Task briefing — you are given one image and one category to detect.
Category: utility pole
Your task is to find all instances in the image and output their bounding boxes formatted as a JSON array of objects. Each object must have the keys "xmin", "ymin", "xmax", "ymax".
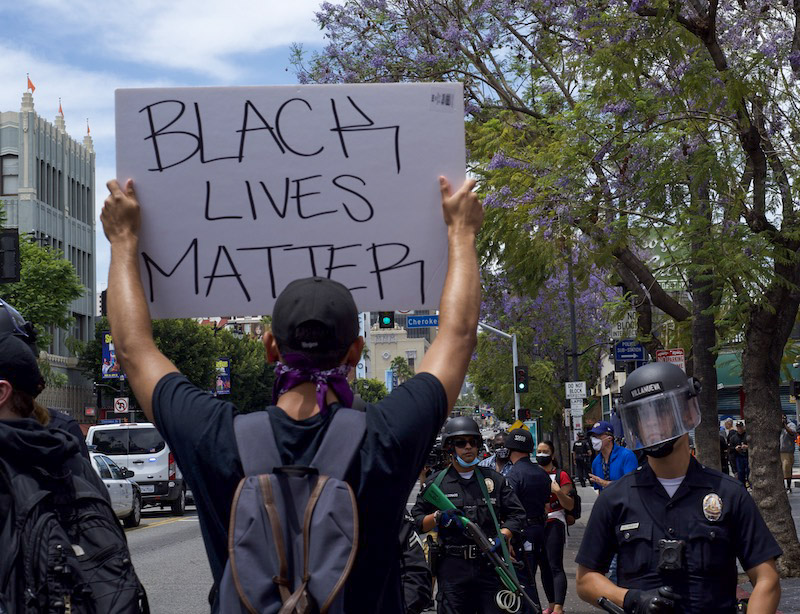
[{"xmin": 478, "ymin": 322, "xmax": 520, "ymax": 416}]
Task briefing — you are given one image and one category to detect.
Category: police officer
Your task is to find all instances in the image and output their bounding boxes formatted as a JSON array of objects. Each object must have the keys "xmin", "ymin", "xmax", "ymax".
[
  {"xmin": 572, "ymin": 432, "xmax": 591, "ymax": 487},
  {"xmin": 576, "ymin": 362, "xmax": 782, "ymax": 613},
  {"xmin": 411, "ymin": 416, "xmax": 526, "ymax": 614},
  {"xmin": 400, "ymin": 512, "xmax": 433, "ymax": 614},
  {"xmin": 505, "ymin": 429, "xmax": 552, "ymax": 613}
]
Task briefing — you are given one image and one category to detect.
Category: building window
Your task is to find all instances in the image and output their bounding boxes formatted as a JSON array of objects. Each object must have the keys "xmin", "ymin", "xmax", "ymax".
[{"xmin": 0, "ymin": 155, "xmax": 19, "ymax": 195}]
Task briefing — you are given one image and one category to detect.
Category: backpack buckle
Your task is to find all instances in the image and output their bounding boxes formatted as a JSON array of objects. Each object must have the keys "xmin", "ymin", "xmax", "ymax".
[{"xmin": 465, "ymin": 544, "xmax": 478, "ymax": 559}]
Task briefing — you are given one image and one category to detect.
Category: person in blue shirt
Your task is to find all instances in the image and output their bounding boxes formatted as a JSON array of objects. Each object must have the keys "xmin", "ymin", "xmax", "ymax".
[{"xmin": 588, "ymin": 420, "xmax": 638, "ymax": 490}]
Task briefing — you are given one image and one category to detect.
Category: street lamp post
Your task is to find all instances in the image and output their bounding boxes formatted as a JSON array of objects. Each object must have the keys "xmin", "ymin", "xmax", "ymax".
[{"xmin": 478, "ymin": 322, "xmax": 520, "ymax": 416}]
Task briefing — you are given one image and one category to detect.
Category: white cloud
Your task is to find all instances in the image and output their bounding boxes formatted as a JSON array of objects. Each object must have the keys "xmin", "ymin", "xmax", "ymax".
[
  {"xmin": 0, "ymin": 0, "xmax": 331, "ymax": 289},
  {"xmin": 20, "ymin": 0, "xmax": 325, "ymax": 80}
]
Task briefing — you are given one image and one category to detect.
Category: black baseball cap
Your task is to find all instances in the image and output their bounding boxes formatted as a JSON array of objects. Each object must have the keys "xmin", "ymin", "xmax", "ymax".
[
  {"xmin": 0, "ymin": 333, "xmax": 42, "ymax": 396},
  {"xmin": 271, "ymin": 277, "xmax": 359, "ymax": 355}
]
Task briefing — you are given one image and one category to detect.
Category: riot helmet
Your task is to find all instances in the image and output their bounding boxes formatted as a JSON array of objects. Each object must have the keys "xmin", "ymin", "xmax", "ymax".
[
  {"xmin": 505, "ymin": 428, "xmax": 534, "ymax": 453},
  {"xmin": 441, "ymin": 416, "xmax": 482, "ymax": 449},
  {"xmin": 0, "ymin": 298, "xmax": 39, "ymax": 357},
  {"xmin": 0, "ymin": 298, "xmax": 44, "ymax": 398},
  {"xmin": 619, "ymin": 361, "xmax": 701, "ymax": 452}
]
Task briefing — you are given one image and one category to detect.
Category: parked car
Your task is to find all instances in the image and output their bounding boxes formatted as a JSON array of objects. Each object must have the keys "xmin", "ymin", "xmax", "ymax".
[
  {"xmin": 89, "ymin": 451, "xmax": 142, "ymax": 528},
  {"xmin": 86, "ymin": 423, "xmax": 187, "ymax": 515}
]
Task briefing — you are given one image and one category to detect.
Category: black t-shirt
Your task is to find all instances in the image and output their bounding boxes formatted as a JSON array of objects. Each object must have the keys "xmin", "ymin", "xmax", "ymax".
[{"xmin": 153, "ymin": 371, "xmax": 448, "ymax": 613}]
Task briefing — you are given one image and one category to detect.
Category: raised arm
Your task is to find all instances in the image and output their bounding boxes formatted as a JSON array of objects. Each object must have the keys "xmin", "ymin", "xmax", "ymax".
[
  {"xmin": 418, "ymin": 177, "xmax": 483, "ymax": 411},
  {"xmin": 102, "ymin": 179, "xmax": 178, "ymax": 422}
]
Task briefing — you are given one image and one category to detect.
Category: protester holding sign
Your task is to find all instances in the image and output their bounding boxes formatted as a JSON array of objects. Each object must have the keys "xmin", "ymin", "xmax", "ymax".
[{"xmin": 101, "ymin": 172, "xmax": 483, "ymax": 613}]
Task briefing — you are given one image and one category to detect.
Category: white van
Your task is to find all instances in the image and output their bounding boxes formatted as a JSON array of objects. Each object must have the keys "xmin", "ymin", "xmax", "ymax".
[{"xmin": 86, "ymin": 423, "xmax": 186, "ymax": 515}]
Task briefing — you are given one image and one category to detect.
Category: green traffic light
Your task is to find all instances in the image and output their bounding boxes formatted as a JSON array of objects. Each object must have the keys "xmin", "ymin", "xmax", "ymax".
[{"xmin": 382, "ymin": 317, "xmax": 390, "ymax": 324}]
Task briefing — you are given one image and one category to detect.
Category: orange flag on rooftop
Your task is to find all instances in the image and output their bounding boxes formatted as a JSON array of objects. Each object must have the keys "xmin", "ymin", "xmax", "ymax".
[
  {"xmin": 27, "ymin": 75, "xmax": 35, "ymax": 93},
  {"xmin": 59, "ymin": 99, "xmax": 63, "ymax": 116}
]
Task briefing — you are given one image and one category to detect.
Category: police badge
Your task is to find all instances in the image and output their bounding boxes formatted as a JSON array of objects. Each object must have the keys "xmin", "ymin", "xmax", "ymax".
[
  {"xmin": 484, "ymin": 477, "xmax": 495, "ymax": 493},
  {"xmin": 703, "ymin": 493, "xmax": 723, "ymax": 522}
]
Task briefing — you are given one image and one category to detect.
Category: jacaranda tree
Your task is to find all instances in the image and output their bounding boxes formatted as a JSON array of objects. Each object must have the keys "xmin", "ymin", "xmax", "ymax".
[{"xmin": 296, "ymin": 0, "xmax": 800, "ymax": 571}]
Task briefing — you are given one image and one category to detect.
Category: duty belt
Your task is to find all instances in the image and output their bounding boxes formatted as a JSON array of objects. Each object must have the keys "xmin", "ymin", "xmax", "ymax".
[{"xmin": 444, "ymin": 544, "xmax": 480, "ymax": 559}]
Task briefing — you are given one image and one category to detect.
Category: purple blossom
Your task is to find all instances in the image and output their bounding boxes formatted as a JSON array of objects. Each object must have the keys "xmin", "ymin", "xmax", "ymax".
[
  {"xmin": 488, "ymin": 152, "xmax": 529, "ymax": 170},
  {"xmin": 602, "ymin": 100, "xmax": 632, "ymax": 115},
  {"xmin": 789, "ymin": 51, "xmax": 800, "ymax": 72}
]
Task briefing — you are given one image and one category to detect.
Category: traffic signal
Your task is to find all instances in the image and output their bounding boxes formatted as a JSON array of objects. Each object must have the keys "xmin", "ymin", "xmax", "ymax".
[
  {"xmin": 100, "ymin": 289, "xmax": 108, "ymax": 317},
  {"xmin": 515, "ymin": 365, "xmax": 529, "ymax": 393},
  {"xmin": 517, "ymin": 407, "xmax": 531, "ymax": 422},
  {"xmin": 791, "ymin": 381, "xmax": 799, "ymax": 398},
  {"xmin": 0, "ymin": 229, "xmax": 20, "ymax": 284},
  {"xmin": 378, "ymin": 311, "xmax": 395, "ymax": 329},
  {"xmin": 474, "ymin": 405, "xmax": 480, "ymax": 414}
]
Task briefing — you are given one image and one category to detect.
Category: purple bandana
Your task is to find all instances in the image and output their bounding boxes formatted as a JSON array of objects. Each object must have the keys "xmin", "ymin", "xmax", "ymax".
[{"xmin": 272, "ymin": 353, "xmax": 354, "ymax": 416}]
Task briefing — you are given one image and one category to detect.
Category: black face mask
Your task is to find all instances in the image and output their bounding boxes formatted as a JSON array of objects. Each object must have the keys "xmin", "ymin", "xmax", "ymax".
[
  {"xmin": 643, "ymin": 438, "xmax": 678, "ymax": 458},
  {"xmin": 536, "ymin": 454, "xmax": 552, "ymax": 466}
]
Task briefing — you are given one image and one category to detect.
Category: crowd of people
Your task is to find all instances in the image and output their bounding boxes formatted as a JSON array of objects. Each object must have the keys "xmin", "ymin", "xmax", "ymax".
[{"xmin": 0, "ymin": 173, "xmax": 787, "ymax": 613}]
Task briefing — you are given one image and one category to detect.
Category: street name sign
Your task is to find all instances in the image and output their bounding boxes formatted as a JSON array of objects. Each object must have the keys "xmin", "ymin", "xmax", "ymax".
[
  {"xmin": 115, "ymin": 83, "xmax": 466, "ymax": 318},
  {"xmin": 406, "ymin": 315, "xmax": 439, "ymax": 328},
  {"xmin": 565, "ymin": 381, "xmax": 586, "ymax": 399}
]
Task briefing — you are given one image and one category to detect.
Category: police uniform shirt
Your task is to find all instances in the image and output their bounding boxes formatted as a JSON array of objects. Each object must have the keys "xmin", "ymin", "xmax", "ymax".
[
  {"xmin": 505, "ymin": 457, "xmax": 552, "ymax": 523},
  {"xmin": 576, "ymin": 457, "xmax": 782, "ymax": 613},
  {"xmin": 411, "ymin": 465, "xmax": 526, "ymax": 546}
]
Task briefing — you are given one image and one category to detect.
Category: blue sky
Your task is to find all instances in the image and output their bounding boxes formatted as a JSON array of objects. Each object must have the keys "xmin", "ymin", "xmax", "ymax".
[{"xmin": 0, "ymin": 0, "xmax": 326, "ymax": 290}]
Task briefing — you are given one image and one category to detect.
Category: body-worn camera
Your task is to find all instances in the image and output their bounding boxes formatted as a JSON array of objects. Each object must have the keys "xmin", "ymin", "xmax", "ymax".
[{"xmin": 657, "ymin": 539, "xmax": 685, "ymax": 571}]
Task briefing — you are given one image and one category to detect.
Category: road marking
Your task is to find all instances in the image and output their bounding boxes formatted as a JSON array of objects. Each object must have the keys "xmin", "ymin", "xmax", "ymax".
[
  {"xmin": 141, "ymin": 517, "xmax": 184, "ymax": 530},
  {"xmin": 179, "ymin": 517, "xmax": 199, "ymax": 522}
]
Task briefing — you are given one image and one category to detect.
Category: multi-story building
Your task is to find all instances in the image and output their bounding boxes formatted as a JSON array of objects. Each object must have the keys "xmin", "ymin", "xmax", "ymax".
[{"xmin": 1, "ymin": 91, "xmax": 96, "ymax": 415}]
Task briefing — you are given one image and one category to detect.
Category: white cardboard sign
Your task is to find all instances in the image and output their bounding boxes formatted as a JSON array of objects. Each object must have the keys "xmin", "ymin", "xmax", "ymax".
[{"xmin": 115, "ymin": 83, "xmax": 466, "ymax": 318}]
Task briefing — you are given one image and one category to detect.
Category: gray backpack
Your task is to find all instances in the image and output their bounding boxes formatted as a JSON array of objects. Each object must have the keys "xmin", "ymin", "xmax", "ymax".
[{"xmin": 218, "ymin": 408, "xmax": 366, "ymax": 614}]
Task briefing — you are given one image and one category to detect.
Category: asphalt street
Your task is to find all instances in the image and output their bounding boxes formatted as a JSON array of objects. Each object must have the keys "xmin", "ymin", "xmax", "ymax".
[
  {"xmin": 125, "ymin": 506, "xmax": 213, "ymax": 613},
  {"xmin": 125, "ymin": 482, "xmax": 800, "ymax": 613}
]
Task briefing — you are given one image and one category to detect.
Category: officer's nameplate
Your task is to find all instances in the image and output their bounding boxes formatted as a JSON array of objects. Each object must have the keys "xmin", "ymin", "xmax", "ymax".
[{"xmin": 620, "ymin": 522, "xmax": 640, "ymax": 531}]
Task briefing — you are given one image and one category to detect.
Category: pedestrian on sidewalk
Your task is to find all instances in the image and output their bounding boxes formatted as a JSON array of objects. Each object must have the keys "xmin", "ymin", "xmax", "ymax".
[
  {"xmin": 729, "ymin": 421, "xmax": 750, "ymax": 488},
  {"xmin": 535, "ymin": 440, "xmax": 574, "ymax": 614},
  {"xmin": 576, "ymin": 362, "xmax": 781, "ymax": 614},
  {"xmin": 780, "ymin": 414, "xmax": 796, "ymax": 492},
  {"xmin": 101, "ymin": 175, "xmax": 484, "ymax": 614}
]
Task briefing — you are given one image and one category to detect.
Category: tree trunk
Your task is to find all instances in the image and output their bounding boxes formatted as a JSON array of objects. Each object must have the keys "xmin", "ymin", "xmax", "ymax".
[
  {"xmin": 742, "ymin": 293, "xmax": 800, "ymax": 575},
  {"xmin": 551, "ymin": 416, "xmax": 572, "ymax": 478},
  {"xmin": 689, "ymin": 173, "xmax": 721, "ymax": 469}
]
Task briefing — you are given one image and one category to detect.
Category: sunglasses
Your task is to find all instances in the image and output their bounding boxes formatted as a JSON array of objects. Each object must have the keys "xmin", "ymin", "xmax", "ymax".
[{"xmin": 452, "ymin": 438, "xmax": 479, "ymax": 448}]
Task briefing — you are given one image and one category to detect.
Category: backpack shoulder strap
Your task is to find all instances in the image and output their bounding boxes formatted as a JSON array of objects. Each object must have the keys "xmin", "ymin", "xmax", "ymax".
[
  {"xmin": 311, "ymin": 408, "xmax": 366, "ymax": 481},
  {"xmin": 233, "ymin": 412, "xmax": 283, "ymax": 476}
]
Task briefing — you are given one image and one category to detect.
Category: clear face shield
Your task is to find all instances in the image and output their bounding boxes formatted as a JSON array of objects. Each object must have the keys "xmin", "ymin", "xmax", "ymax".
[{"xmin": 619, "ymin": 389, "xmax": 701, "ymax": 450}]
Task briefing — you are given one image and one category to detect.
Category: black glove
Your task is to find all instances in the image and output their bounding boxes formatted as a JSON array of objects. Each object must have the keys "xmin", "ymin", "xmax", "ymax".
[{"xmin": 623, "ymin": 587, "xmax": 680, "ymax": 614}]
